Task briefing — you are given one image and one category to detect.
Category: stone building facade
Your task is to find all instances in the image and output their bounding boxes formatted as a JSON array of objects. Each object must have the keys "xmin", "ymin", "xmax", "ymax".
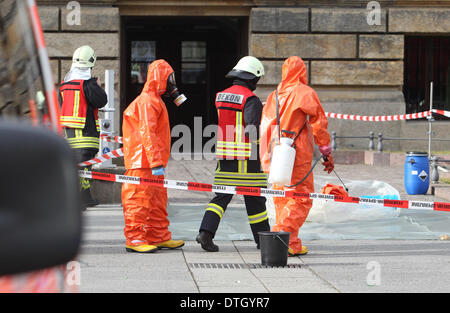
[{"xmin": 37, "ymin": 0, "xmax": 450, "ymax": 152}]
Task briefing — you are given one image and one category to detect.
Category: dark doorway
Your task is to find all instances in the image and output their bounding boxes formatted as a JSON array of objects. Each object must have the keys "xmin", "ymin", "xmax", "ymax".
[
  {"xmin": 121, "ymin": 16, "xmax": 249, "ymax": 148},
  {"xmin": 404, "ymin": 36, "xmax": 450, "ymax": 120}
]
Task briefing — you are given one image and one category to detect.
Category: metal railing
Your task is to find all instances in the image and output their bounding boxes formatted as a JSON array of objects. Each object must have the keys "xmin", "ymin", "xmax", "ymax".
[
  {"xmin": 332, "ymin": 131, "xmax": 450, "ymax": 184},
  {"xmin": 431, "ymin": 156, "xmax": 450, "ymax": 183},
  {"xmin": 331, "ymin": 131, "xmax": 450, "ymax": 152},
  {"xmin": 331, "ymin": 131, "xmax": 376, "ymax": 151}
]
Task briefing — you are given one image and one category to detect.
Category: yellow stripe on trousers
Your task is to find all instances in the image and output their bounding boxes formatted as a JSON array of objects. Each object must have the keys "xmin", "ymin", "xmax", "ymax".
[{"xmin": 206, "ymin": 203, "xmax": 225, "ymax": 219}]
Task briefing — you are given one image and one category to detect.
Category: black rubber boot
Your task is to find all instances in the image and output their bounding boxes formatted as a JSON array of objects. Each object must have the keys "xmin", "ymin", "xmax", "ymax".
[{"xmin": 196, "ymin": 230, "xmax": 219, "ymax": 252}]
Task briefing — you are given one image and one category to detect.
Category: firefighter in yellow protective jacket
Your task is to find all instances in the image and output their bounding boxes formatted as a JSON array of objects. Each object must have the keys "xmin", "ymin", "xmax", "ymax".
[
  {"xmin": 59, "ymin": 45, "xmax": 107, "ymax": 209},
  {"xmin": 196, "ymin": 56, "xmax": 270, "ymax": 252}
]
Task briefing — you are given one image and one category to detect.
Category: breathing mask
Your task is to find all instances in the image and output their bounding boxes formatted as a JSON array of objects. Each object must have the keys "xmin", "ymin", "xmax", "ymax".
[{"xmin": 163, "ymin": 72, "xmax": 187, "ymax": 106}]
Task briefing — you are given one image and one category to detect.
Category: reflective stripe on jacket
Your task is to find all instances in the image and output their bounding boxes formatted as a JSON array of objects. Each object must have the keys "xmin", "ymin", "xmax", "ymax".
[
  {"xmin": 60, "ymin": 80, "xmax": 100, "ymax": 132},
  {"xmin": 64, "ymin": 128, "xmax": 100, "ymax": 150},
  {"xmin": 214, "ymin": 159, "xmax": 267, "ymax": 187},
  {"xmin": 215, "ymin": 85, "xmax": 254, "ymax": 160}
]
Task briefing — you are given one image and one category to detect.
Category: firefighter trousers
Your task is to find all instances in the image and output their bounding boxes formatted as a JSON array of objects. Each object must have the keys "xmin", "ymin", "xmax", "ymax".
[
  {"xmin": 199, "ymin": 192, "xmax": 270, "ymax": 244},
  {"xmin": 74, "ymin": 148, "xmax": 98, "ymax": 207}
]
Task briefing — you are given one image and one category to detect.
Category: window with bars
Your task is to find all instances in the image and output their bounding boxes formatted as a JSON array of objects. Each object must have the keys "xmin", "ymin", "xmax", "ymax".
[
  {"xmin": 403, "ymin": 36, "xmax": 450, "ymax": 120},
  {"xmin": 130, "ymin": 41, "xmax": 156, "ymax": 84},
  {"xmin": 181, "ymin": 41, "xmax": 206, "ymax": 85}
]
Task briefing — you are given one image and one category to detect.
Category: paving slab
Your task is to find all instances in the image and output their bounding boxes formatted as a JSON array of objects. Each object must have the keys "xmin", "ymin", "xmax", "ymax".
[
  {"xmin": 77, "ymin": 160, "xmax": 450, "ymax": 293},
  {"xmin": 78, "ymin": 203, "xmax": 450, "ymax": 293}
]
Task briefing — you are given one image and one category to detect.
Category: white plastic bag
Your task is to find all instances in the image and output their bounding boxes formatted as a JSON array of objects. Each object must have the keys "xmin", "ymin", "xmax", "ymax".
[{"xmin": 266, "ymin": 176, "xmax": 401, "ymax": 225}]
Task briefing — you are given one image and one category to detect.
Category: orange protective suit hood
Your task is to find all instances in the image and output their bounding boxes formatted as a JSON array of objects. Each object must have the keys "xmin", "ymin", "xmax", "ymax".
[
  {"xmin": 122, "ymin": 59, "xmax": 173, "ymax": 170},
  {"xmin": 281, "ymin": 56, "xmax": 308, "ymax": 87},
  {"xmin": 143, "ymin": 59, "xmax": 174, "ymax": 96}
]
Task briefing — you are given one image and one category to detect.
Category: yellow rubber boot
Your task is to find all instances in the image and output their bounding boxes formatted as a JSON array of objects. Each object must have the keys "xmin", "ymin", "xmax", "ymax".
[
  {"xmin": 125, "ymin": 244, "xmax": 158, "ymax": 253},
  {"xmin": 155, "ymin": 239, "xmax": 185, "ymax": 249},
  {"xmin": 288, "ymin": 246, "xmax": 308, "ymax": 256}
]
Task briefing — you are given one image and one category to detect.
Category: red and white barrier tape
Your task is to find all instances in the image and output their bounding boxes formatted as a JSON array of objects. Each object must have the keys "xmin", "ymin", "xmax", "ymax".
[
  {"xmin": 432, "ymin": 109, "xmax": 450, "ymax": 118},
  {"xmin": 100, "ymin": 134, "xmax": 123, "ymax": 144},
  {"xmin": 325, "ymin": 111, "xmax": 431, "ymax": 121},
  {"xmin": 77, "ymin": 135, "xmax": 123, "ymax": 167},
  {"xmin": 78, "ymin": 148, "xmax": 123, "ymax": 167},
  {"xmin": 79, "ymin": 170, "xmax": 450, "ymax": 212},
  {"xmin": 88, "ymin": 110, "xmax": 448, "ymax": 167}
]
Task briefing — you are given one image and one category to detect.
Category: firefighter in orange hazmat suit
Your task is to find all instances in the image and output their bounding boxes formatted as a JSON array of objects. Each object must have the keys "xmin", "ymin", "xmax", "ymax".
[
  {"xmin": 121, "ymin": 59, "xmax": 186, "ymax": 253},
  {"xmin": 260, "ymin": 56, "xmax": 334, "ymax": 256}
]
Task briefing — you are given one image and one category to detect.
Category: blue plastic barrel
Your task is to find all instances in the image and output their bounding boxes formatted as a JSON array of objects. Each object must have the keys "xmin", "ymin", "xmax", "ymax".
[{"xmin": 404, "ymin": 152, "xmax": 429, "ymax": 195}]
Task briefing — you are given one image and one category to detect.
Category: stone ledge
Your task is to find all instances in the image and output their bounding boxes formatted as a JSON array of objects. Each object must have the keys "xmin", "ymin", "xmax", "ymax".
[
  {"xmin": 251, "ymin": 34, "xmax": 357, "ymax": 59},
  {"xmin": 332, "ymin": 150, "xmax": 396, "ymax": 166},
  {"xmin": 316, "ymin": 88, "xmax": 405, "ymax": 103},
  {"xmin": 251, "ymin": 7, "xmax": 309, "ymax": 32},
  {"xmin": 311, "ymin": 61, "xmax": 403, "ymax": 86},
  {"xmin": 389, "ymin": 8, "xmax": 450, "ymax": 33},
  {"xmin": 359, "ymin": 35, "xmax": 404, "ymax": 59},
  {"xmin": 45, "ymin": 33, "xmax": 119, "ymax": 58},
  {"xmin": 390, "ymin": 153, "xmax": 450, "ymax": 166},
  {"xmin": 364, "ymin": 151, "xmax": 391, "ymax": 166},
  {"xmin": 311, "ymin": 8, "xmax": 386, "ymax": 33},
  {"xmin": 333, "ymin": 150, "xmax": 365, "ymax": 164},
  {"xmin": 259, "ymin": 61, "xmax": 284, "ymax": 86},
  {"xmin": 49, "ymin": 59, "xmax": 59, "ymax": 84},
  {"xmin": 431, "ymin": 185, "xmax": 450, "ymax": 202},
  {"xmin": 61, "ymin": 6, "xmax": 119, "ymax": 31},
  {"xmin": 37, "ymin": 6, "xmax": 59, "ymax": 31}
]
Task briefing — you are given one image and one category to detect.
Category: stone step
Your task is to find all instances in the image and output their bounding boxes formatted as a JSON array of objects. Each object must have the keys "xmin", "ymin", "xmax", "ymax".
[
  {"xmin": 90, "ymin": 166, "xmax": 125, "ymax": 204},
  {"xmin": 430, "ymin": 184, "xmax": 450, "ymax": 202}
]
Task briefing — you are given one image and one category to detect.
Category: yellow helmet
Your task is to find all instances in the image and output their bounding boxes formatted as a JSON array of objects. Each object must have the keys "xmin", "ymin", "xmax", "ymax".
[{"xmin": 72, "ymin": 45, "xmax": 96, "ymax": 68}]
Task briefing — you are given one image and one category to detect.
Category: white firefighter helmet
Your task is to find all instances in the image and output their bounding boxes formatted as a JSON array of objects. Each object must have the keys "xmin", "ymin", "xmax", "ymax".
[
  {"xmin": 226, "ymin": 56, "xmax": 265, "ymax": 80},
  {"xmin": 72, "ymin": 45, "xmax": 96, "ymax": 68}
]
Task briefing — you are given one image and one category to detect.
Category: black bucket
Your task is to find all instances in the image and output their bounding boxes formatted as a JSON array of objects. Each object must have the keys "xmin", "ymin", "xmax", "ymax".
[{"xmin": 258, "ymin": 231, "xmax": 290, "ymax": 267}]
